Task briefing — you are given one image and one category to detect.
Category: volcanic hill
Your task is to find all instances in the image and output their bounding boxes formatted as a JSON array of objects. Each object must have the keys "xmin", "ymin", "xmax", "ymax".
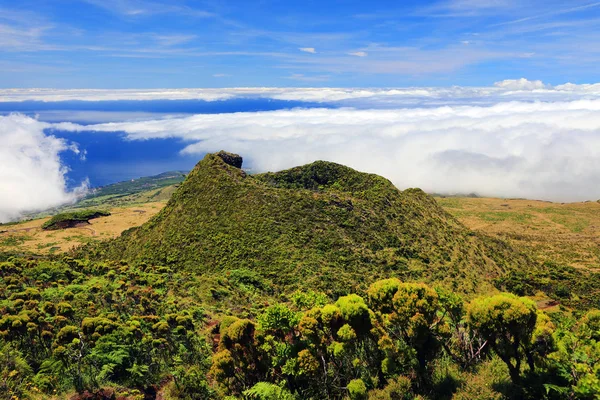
[{"xmin": 86, "ymin": 151, "xmax": 532, "ymax": 295}]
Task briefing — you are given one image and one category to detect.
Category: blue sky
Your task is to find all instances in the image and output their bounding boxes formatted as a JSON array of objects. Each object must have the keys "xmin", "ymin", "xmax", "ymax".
[
  {"xmin": 4, "ymin": 1, "xmax": 600, "ymax": 221},
  {"xmin": 2, "ymin": 0, "xmax": 600, "ymax": 88}
]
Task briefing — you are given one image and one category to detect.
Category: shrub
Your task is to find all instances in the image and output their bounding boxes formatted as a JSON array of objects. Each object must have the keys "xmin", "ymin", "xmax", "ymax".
[
  {"xmin": 468, "ymin": 293, "xmax": 538, "ymax": 384},
  {"xmin": 348, "ymin": 378, "xmax": 368, "ymax": 400},
  {"xmin": 367, "ymin": 376, "xmax": 413, "ymax": 400}
]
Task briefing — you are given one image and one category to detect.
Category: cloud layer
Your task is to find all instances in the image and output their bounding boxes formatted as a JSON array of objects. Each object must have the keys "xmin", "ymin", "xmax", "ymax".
[
  {"xmin": 56, "ymin": 95, "xmax": 600, "ymax": 202},
  {"xmin": 0, "ymin": 80, "xmax": 600, "ymax": 109},
  {"xmin": 4, "ymin": 79, "xmax": 600, "ymax": 107},
  {"xmin": 0, "ymin": 114, "xmax": 86, "ymax": 222}
]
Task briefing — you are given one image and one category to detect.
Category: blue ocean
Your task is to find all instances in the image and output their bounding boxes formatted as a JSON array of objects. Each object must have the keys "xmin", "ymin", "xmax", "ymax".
[{"xmin": 2, "ymin": 99, "xmax": 333, "ymax": 189}]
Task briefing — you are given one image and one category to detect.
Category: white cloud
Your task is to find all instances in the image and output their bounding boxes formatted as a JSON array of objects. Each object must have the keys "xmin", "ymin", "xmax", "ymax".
[
  {"xmin": 494, "ymin": 78, "xmax": 548, "ymax": 90},
  {"xmin": 4, "ymin": 80, "xmax": 600, "ymax": 106},
  {"xmin": 213, "ymin": 73, "xmax": 231, "ymax": 77},
  {"xmin": 299, "ymin": 47, "xmax": 316, "ymax": 53},
  {"xmin": 0, "ymin": 114, "xmax": 87, "ymax": 222},
  {"xmin": 56, "ymin": 98, "xmax": 600, "ymax": 202},
  {"xmin": 5, "ymin": 82, "xmax": 600, "ymax": 203},
  {"xmin": 348, "ymin": 51, "xmax": 368, "ymax": 57}
]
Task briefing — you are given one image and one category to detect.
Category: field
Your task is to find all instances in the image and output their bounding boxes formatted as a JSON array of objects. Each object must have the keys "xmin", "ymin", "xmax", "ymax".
[
  {"xmin": 0, "ymin": 183, "xmax": 179, "ymax": 254},
  {"xmin": 0, "ymin": 201, "xmax": 164, "ymax": 254},
  {"xmin": 436, "ymin": 196, "xmax": 600, "ymax": 269}
]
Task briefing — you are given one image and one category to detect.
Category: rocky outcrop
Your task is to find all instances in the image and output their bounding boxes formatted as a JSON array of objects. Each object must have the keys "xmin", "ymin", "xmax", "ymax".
[{"xmin": 216, "ymin": 151, "xmax": 243, "ymax": 169}]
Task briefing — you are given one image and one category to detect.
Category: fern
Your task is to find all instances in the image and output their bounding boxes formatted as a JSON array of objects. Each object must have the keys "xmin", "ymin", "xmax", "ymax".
[{"xmin": 243, "ymin": 382, "xmax": 296, "ymax": 400}]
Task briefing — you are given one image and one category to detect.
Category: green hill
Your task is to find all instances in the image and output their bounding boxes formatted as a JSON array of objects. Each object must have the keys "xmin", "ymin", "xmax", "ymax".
[
  {"xmin": 86, "ymin": 170, "xmax": 187, "ymax": 198},
  {"xmin": 22, "ymin": 171, "xmax": 186, "ymax": 220},
  {"xmin": 85, "ymin": 151, "xmax": 532, "ymax": 295}
]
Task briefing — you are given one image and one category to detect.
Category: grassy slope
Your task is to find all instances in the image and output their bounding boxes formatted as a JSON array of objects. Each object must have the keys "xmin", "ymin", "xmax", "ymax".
[
  {"xmin": 0, "ymin": 179, "xmax": 181, "ymax": 255},
  {"xmin": 86, "ymin": 170, "xmax": 186, "ymax": 197},
  {"xmin": 84, "ymin": 153, "xmax": 532, "ymax": 297},
  {"xmin": 23, "ymin": 173, "xmax": 183, "ymax": 219},
  {"xmin": 437, "ymin": 196, "xmax": 600, "ymax": 269}
]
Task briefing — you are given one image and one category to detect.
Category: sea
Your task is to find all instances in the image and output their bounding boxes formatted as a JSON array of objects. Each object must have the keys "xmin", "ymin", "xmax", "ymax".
[{"xmin": 0, "ymin": 98, "xmax": 333, "ymax": 189}]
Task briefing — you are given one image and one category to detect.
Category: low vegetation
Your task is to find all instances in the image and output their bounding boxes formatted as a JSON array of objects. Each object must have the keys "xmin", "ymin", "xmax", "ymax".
[
  {"xmin": 1, "ymin": 256, "xmax": 599, "ymax": 399},
  {"xmin": 0, "ymin": 203, "xmax": 164, "ymax": 255},
  {"xmin": 23, "ymin": 171, "xmax": 184, "ymax": 220},
  {"xmin": 86, "ymin": 171, "xmax": 186, "ymax": 198}
]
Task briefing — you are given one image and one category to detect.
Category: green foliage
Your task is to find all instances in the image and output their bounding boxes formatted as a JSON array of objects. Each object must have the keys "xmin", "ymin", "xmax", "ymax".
[
  {"xmin": 0, "ymin": 255, "xmax": 596, "ymax": 400},
  {"xmin": 42, "ymin": 209, "xmax": 111, "ymax": 230},
  {"xmin": 258, "ymin": 304, "xmax": 299, "ymax": 334},
  {"xmin": 243, "ymin": 382, "xmax": 296, "ymax": 400},
  {"xmin": 0, "ymin": 341, "xmax": 32, "ymax": 399},
  {"xmin": 83, "ymin": 152, "xmax": 532, "ymax": 297},
  {"xmin": 367, "ymin": 278, "xmax": 401, "ymax": 314},
  {"xmin": 367, "ymin": 376, "xmax": 413, "ymax": 400},
  {"xmin": 290, "ymin": 290, "xmax": 328, "ymax": 310},
  {"xmin": 347, "ymin": 378, "xmax": 368, "ymax": 400},
  {"xmin": 468, "ymin": 293, "xmax": 540, "ymax": 384},
  {"xmin": 0, "ymin": 257, "xmax": 212, "ymax": 398},
  {"xmin": 335, "ymin": 294, "xmax": 372, "ymax": 335}
]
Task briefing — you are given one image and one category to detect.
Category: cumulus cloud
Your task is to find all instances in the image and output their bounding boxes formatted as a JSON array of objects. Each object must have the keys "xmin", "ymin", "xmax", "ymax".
[
  {"xmin": 57, "ymin": 99, "xmax": 600, "ymax": 202},
  {"xmin": 348, "ymin": 51, "xmax": 368, "ymax": 57},
  {"xmin": 494, "ymin": 78, "xmax": 548, "ymax": 90},
  {"xmin": 0, "ymin": 114, "xmax": 86, "ymax": 222}
]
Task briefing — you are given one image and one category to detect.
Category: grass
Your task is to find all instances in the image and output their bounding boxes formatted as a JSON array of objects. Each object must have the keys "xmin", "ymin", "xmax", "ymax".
[
  {"xmin": 436, "ymin": 197, "xmax": 600, "ymax": 269},
  {"xmin": 0, "ymin": 202, "xmax": 164, "ymax": 254},
  {"xmin": 0, "ymin": 235, "xmax": 31, "ymax": 247},
  {"xmin": 23, "ymin": 183, "xmax": 180, "ymax": 220}
]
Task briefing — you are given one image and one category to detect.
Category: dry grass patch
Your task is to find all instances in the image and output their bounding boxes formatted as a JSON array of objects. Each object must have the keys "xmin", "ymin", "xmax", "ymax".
[
  {"xmin": 437, "ymin": 197, "xmax": 600, "ymax": 269},
  {"xmin": 0, "ymin": 201, "xmax": 166, "ymax": 254}
]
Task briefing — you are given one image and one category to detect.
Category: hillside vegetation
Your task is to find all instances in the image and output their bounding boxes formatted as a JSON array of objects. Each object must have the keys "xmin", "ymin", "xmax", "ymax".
[
  {"xmin": 23, "ymin": 172, "xmax": 184, "ymax": 220},
  {"xmin": 1, "ymin": 255, "xmax": 600, "ymax": 400},
  {"xmin": 86, "ymin": 151, "xmax": 531, "ymax": 296},
  {"xmin": 87, "ymin": 171, "xmax": 186, "ymax": 198}
]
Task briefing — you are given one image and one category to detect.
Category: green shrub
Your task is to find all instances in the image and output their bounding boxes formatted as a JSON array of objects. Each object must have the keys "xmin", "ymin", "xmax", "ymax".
[{"xmin": 348, "ymin": 378, "xmax": 368, "ymax": 400}]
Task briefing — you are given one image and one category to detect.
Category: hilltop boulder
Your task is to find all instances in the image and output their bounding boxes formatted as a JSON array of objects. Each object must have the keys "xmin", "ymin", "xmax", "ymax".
[{"xmin": 216, "ymin": 150, "xmax": 243, "ymax": 169}]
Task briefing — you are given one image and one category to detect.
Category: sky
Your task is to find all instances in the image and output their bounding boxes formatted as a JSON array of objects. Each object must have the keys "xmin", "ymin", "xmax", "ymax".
[
  {"xmin": 2, "ymin": 0, "xmax": 600, "ymax": 87},
  {"xmin": 3, "ymin": 1, "xmax": 600, "ymax": 221}
]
